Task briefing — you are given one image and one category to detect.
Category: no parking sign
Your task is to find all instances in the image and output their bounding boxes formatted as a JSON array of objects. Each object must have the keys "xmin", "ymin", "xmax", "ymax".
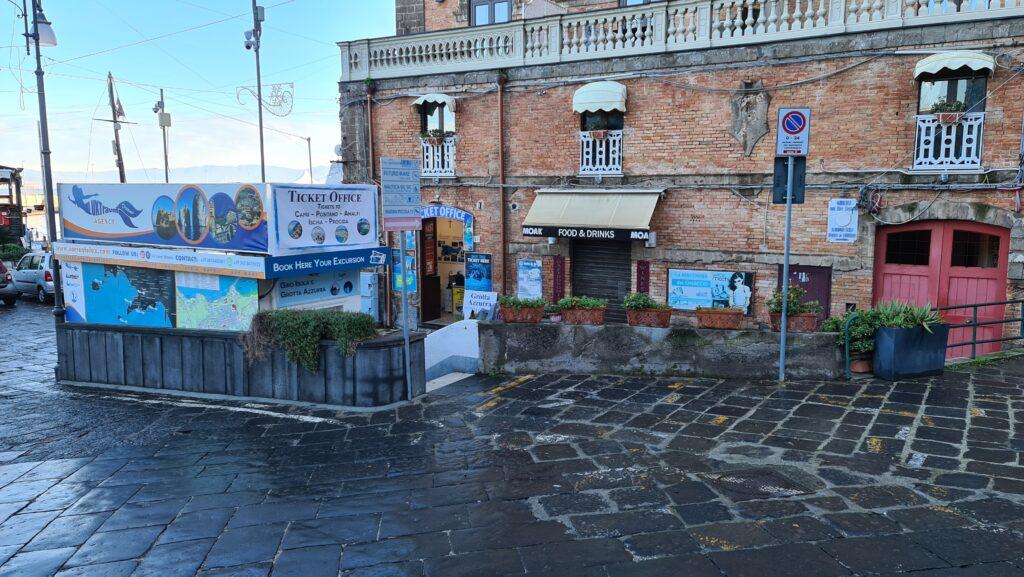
[{"xmin": 776, "ymin": 108, "xmax": 811, "ymax": 156}]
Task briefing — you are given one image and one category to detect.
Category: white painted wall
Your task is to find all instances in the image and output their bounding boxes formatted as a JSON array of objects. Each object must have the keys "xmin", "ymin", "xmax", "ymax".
[{"xmin": 425, "ymin": 319, "xmax": 480, "ymax": 379}]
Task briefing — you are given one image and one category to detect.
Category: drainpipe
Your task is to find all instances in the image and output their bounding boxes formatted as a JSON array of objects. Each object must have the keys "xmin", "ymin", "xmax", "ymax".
[
  {"xmin": 498, "ymin": 71, "xmax": 508, "ymax": 295},
  {"xmin": 366, "ymin": 84, "xmax": 392, "ymax": 327}
]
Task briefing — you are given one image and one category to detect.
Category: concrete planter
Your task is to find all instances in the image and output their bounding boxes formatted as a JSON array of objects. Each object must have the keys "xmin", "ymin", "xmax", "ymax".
[
  {"xmin": 479, "ymin": 322, "xmax": 841, "ymax": 379},
  {"xmin": 500, "ymin": 305, "xmax": 544, "ymax": 323},
  {"xmin": 873, "ymin": 325, "xmax": 950, "ymax": 381},
  {"xmin": 770, "ymin": 312, "xmax": 819, "ymax": 333},
  {"xmin": 696, "ymin": 308, "xmax": 743, "ymax": 329},
  {"xmin": 561, "ymin": 307, "xmax": 606, "ymax": 325},
  {"xmin": 55, "ymin": 324, "xmax": 425, "ymax": 408},
  {"xmin": 626, "ymin": 308, "xmax": 672, "ymax": 328}
]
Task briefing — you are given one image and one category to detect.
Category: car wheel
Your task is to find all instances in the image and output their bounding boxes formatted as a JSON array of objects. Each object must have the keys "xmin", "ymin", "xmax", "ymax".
[
  {"xmin": 37, "ymin": 287, "xmax": 48, "ymax": 304},
  {"xmin": 1, "ymin": 296, "xmax": 14, "ymax": 307}
]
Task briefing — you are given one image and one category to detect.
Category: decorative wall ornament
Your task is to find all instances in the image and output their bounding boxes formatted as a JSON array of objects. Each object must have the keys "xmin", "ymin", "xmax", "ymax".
[
  {"xmin": 236, "ymin": 82, "xmax": 295, "ymax": 117},
  {"xmin": 729, "ymin": 80, "xmax": 771, "ymax": 157}
]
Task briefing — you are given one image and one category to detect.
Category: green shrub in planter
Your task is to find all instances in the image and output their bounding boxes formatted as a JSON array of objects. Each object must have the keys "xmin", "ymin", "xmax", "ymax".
[
  {"xmin": 872, "ymin": 300, "xmax": 948, "ymax": 380},
  {"xmin": 822, "ymin": 309, "xmax": 882, "ymax": 354},
  {"xmin": 557, "ymin": 296, "xmax": 608, "ymax": 310},
  {"xmin": 243, "ymin": 309, "xmax": 378, "ymax": 373},
  {"xmin": 765, "ymin": 285, "xmax": 821, "ymax": 315},
  {"xmin": 498, "ymin": 295, "xmax": 546, "ymax": 310}
]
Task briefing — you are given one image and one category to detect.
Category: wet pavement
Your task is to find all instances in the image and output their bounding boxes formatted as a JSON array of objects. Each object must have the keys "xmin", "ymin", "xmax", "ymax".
[{"xmin": 2, "ymin": 301, "xmax": 1024, "ymax": 576}]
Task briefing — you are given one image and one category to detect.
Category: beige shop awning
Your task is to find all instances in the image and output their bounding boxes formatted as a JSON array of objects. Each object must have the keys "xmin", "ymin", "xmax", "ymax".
[
  {"xmin": 914, "ymin": 51, "xmax": 995, "ymax": 78},
  {"xmin": 411, "ymin": 93, "xmax": 457, "ymax": 112},
  {"xmin": 572, "ymin": 81, "xmax": 627, "ymax": 114},
  {"xmin": 522, "ymin": 189, "xmax": 662, "ymax": 240}
]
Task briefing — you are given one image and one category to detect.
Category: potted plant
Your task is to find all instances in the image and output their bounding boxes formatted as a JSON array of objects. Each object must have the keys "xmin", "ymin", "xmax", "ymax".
[
  {"xmin": 623, "ymin": 292, "xmax": 673, "ymax": 328},
  {"xmin": 420, "ymin": 129, "xmax": 452, "ymax": 146},
  {"xmin": 498, "ymin": 295, "xmax": 547, "ymax": 324},
  {"xmin": 872, "ymin": 300, "xmax": 948, "ymax": 381},
  {"xmin": 695, "ymin": 306, "xmax": 745, "ymax": 330},
  {"xmin": 822, "ymin": 309, "xmax": 882, "ymax": 373},
  {"xmin": 558, "ymin": 296, "xmax": 608, "ymax": 325},
  {"xmin": 929, "ymin": 99, "xmax": 966, "ymax": 126},
  {"xmin": 766, "ymin": 285, "xmax": 822, "ymax": 333},
  {"xmin": 588, "ymin": 129, "xmax": 608, "ymax": 141},
  {"xmin": 544, "ymin": 303, "xmax": 562, "ymax": 323}
]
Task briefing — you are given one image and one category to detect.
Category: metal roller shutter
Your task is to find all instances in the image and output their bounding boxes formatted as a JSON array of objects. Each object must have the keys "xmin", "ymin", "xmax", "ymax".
[{"xmin": 571, "ymin": 239, "xmax": 632, "ymax": 323}]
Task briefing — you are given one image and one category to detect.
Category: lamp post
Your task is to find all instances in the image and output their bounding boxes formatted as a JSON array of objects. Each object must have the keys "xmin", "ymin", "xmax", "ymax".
[
  {"xmin": 244, "ymin": 1, "xmax": 266, "ymax": 183},
  {"xmin": 18, "ymin": 0, "xmax": 62, "ymax": 321},
  {"xmin": 154, "ymin": 89, "xmax": 171, "ymax": 183}
]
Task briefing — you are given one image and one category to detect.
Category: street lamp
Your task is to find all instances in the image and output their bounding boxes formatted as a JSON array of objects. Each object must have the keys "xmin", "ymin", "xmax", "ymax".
[
  {"xmin": 15, "ymin": 0, "xmax": 63, "ymax": 321},
  {"xmin": 153, "ymin": 90, "xmax": 171, "ymax": 183},
  {"xmin": 244, "ymin": 1, "xmax": 266, "ymax": 183}
]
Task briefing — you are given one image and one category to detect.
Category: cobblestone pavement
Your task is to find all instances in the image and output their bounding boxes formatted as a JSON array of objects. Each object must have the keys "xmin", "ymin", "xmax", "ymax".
[{"xmin": 3, "ymin": 302, "xmax": 1024, "ymax": 576}]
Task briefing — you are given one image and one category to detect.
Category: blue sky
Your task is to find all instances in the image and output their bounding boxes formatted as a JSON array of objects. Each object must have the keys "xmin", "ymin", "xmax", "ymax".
[{"xmin": 0, "ymin": 0, "xmax": 395, "ymax": 183}]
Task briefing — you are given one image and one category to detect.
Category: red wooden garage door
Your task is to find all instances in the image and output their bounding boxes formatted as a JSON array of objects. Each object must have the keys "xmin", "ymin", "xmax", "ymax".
[{"xmin": 873, "ymin": 220, "xmax": 1009, "ymax": 359}]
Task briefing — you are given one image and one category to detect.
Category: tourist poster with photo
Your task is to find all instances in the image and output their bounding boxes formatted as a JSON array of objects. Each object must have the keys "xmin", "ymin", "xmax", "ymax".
[
  {"xmin": 58, "ymin": 183, "xmax": 270, "ymax": 253},
  {"xmin": 517, "ymin": 258, "xmax": 542, "ymax": 300},
  {"xmin": 273, "ymin": 184, "xmax": 378, "ymax": 252},
  {"xmin": 60, "ymin": 261, "xmax": 87, "ymax": 323},
  {"xmin": 465, "ymin": 252, "xmax": 493, "ymax": 292},
  {"xmin": 667, "ymin": 269, "xmax": 755, "ymax": 315},
  {"xmin": 175, "ymin": 272, "xmax": 259, "ymax": 331}
]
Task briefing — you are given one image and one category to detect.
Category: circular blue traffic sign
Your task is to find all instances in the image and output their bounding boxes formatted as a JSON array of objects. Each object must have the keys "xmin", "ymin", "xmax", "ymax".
[{"xmin": 782, "ymin": 111, "xmax": 806, "ymax": 135}]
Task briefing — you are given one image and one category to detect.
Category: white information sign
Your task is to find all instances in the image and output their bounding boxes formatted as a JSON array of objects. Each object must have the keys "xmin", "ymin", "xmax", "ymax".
[
  {"xmin": 381, "ymin": 158, "xmax": 422, "ymax": 231},
  {"xmin": 776, "ymin": 108, "xmax": 811, "ymax": 156},
  {"xmin": 827, "ymin": 198, "xmax": 859, "ymax": 243},
  {"xmin": 273, "ymin": 184, "xmax": 378, "ymax": 252},
  {"xmin": 464, "ymin": 290, "xmax": 498, "ymax": 320},
  {"xmin": 274, "ymin": 270, "xmax": 362, "ymax": 310},
  {"xmin": 52, "ymin": 241, "xmax": 266, "ymax": 278}
]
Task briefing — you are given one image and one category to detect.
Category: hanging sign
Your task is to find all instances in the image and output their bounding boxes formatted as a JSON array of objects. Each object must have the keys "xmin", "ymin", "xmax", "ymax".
[
  {"xmin": 272, "ymin": 184, "xmax": 378, "ymax": 252},
  {"xmin": 517, "ymin": 258, "xmax": 543, "ymax": 300},
  {"xmin": 827, "ymin": 198, "xmax": 859, "ymax": 243},
  {"xmin": 776, "ymin": 108, "xmax": 811, "ymax": 156},
  {"xmin": 465, "ymin": 252, "xmax": 493, "ymax": 292},
  {"xmin": 58, "ymin": 183, "xmax": 270, "ymax": 253},
  {"xmin": 381, "ymin": 158, "xmax": 422, "ymax": 231}
]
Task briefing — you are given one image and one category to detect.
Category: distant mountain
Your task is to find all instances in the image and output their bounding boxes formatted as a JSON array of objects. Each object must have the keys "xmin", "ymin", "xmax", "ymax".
[{"xmin": 16, "ymin": 164, "xmax": 334, "ymax": 187}]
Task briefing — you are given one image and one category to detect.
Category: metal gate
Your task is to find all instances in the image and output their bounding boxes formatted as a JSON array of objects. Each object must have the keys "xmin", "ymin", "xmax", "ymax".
[{"xmin": 571, "ymin": 239, "xmax": 632, "ymax": 323}]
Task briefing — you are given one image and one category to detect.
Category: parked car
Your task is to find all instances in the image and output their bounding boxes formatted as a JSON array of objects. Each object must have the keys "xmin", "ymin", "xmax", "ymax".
[
  {"xmin": 0, "ymin": 261, "xmax": 17, "ymax": 306},
  {"xmin": 11, "ymin": 252, "xmax": 55, "ymax": 303}
]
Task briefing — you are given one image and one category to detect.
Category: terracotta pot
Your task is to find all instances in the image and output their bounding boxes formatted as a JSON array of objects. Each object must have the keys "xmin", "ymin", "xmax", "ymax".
[
  {"xmin": 849, "ymin": 355, "xmax": 873, "ymax": 374},
  {"xmin": 626, "ymin": 308, "xmax": 672, "ymax": 328},
  {"xmin": 769, "ymin": 312, "xmax": 819, "ymax": 333},
  {"xmin": 500, "ymin": 305, "xmax": 544, "ymax": 324},
  {"xmin": 561, "ymin": 307, "xmax": 606, "ymax": 325},
  {"xmin": 935, "ymin": 112, "xmax": 964, "ymax": 126},
  {"xmin": 695, "ymin": 308, "xmax": 743, "ymax": 330},
  {"xmin": 589, "ymin": 129, "xmax": 608, "ymax": 140},
  {"xmin": 425, "ymin": 136, "xmax": 445, "ymax": 146}
]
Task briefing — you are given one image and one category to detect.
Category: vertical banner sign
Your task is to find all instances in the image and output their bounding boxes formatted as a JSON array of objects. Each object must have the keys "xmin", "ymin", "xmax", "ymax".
[
  {"xmin": 391, "ymin": 248, "xmax": 417, "ymax": 293},
  {"xmin": 381, "ymin": 158, "xmax": 422, "ymax": 231},
  {"xmin": 827, "ymin": 199, "xmax": 859, "ymax": 243},
  {"xmin": 776, "ymin": 108, "xmax": 811, "ymax": 156},
  {"xmin": 61, "ymin": 261, "xmax": 86, "ymax": 323},
  {"xmin": 517, "ymin": 258, "xmax": 543, "ymax": 300},
  {"xmin": 465, "ymin": 252, "xmax": 493, "ymax": 292}
]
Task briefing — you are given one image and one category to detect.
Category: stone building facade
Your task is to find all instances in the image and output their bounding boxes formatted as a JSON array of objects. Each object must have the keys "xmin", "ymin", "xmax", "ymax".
[{"xmin": 340, "ymin": 0, "xmax": 1024, "ymax": 348}]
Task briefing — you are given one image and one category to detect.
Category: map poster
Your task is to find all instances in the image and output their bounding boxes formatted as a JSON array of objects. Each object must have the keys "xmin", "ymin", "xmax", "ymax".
[
  {"xmin": 667, "ymin": 269, "xmax": 755, "ymax": 315},
  {"xmin": 175, "ymin": 272, "xmax": 259, "ymax": 332},
  {"xmin": 61, "ymin": 261, "xmax": 87, "ymax": 323},
  {"xmin": 517, "ymin": 258, "xmax": 542, "ymax": 300},
  {"xmin": 58, "ymin": 183, "xmax": 269, "ymax": 253},
  {"xmin": 82, "ymin": 263, "xmax": 176, "ymax": 328},
  {"xmin": 465, "ymin": 252, "xmax": 492, "ymax": 292},
  {"xmin": 274, "ymin": 184, "xmax": 378, "ymax": 252}
]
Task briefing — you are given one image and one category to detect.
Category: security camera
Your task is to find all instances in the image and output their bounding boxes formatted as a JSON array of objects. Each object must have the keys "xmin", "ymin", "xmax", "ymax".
[{"xmin": 244, "ymin": 40, "xmax": 255, "ymax": 50}]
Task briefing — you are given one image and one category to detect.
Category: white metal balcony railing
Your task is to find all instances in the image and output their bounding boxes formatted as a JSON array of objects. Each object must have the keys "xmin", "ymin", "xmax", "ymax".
[
  {"xmin": 579, "ymin": 130, "xmax": 623, "ymax": 176},
  {"xmin": 421, "ymin": 136, "xmax": 456, "ymax": 177},
  {"xmin": 913, "ymin": 112, "xmax": 985, "ymax": 170},
  {"xmin": 338, "ymin": 0, "xmax": 1024, "ymax": 81}
]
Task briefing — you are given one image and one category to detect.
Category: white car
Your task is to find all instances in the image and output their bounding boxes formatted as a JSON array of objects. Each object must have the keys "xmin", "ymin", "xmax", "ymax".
[{"xmin": 11, "ymin": 252, "xmax": 55, "ymax": 303}]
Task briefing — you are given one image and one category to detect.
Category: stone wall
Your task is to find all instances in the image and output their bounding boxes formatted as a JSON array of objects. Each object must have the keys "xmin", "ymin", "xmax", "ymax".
[
  {"xmin": 478, "ymin": 322, "xmax": 843, "ymax": 380},
  {"xmin": 395, "ymin": 0, "xmax": 425, "ymax": 35}
]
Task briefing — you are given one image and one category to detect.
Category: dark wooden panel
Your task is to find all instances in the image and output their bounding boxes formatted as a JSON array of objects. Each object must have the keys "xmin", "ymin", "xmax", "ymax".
[
  {"xmin": 324, "ymin": 349, "xmax": 353, "ymax": 406},
  {"xmin": 181, "ymin": 338, "xmax": 203, "ymax": 392},
  {"xmin": 55, "ymin": 328, "xmax": 69, "ymax": 381},
  {"xmin": 142, "ymin": 335, "xmax": 163, "ymax": 388},
  {"xmin": 72, "ymin": 330, "xmax": 92, "ymax": 382},
  {"xmin": 227, "ymin": 342, "xmax": 247, "ymax": 398},
  {"xmin": 161, "ymin": 336, "xmax": 183, "ymax": 390},
  {"xmin": 104, "ymin": 332, "xmax": 125, "ymax": 385},
  {"xmin": 88, "ymin": 331, "xmax": 108, "ymax": 384},
  {"xmin": 202, "ymin": 340, "xmax": 227, "ymax": 395},
  {"xmin": 122, "ymin": 333, "xmax": 143, "ymax": 386},
  {"xmin": 297, "ymin": 352, "xmax": 326, "ymax": 404},
  {"xmin": 272, "ymin": 350, "xmax": 298, "ymax": 400},
  {"xmin": 248, "ymin": 354, "xmax": 273, "ymax": 399}
]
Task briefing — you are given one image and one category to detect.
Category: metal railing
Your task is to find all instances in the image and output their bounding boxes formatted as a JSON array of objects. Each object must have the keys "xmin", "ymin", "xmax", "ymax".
[{"xmin": 935, "ymin": 298, "xmax": 1024, "ymax": 359}]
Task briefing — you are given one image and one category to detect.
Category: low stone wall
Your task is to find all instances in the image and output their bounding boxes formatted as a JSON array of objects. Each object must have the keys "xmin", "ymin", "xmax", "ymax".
[
  {"xmin": 56, "ymin": 324, "xmax": 426, "ymax": 408},
  {"xmin": 479, "ymin": 322, "xmax": 842, "ymax": 380}
]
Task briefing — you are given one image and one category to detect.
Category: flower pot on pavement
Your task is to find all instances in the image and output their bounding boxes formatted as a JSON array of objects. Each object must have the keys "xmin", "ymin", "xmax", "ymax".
[
  {"xmin": 561, "ymin": 307, "xmax": 606, "ymax": 325},
  {"xmin": 500, "ymin": 305, "xmax": 544, "ymax": 324},
  {"xmin": 626, "ymin": 308, "xmax": 672, "ymax": 328},
  {"xmin": 695, "ymin": 308, "xmax": 743, "ymax": 329},
  {"xmin": 849, "ymin": 353, "xmax": 873, "ymax": 374}
]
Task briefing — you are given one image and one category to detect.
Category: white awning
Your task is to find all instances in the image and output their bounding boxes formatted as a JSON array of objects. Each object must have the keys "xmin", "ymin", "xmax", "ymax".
[
  {"xmin": 523, "ymin": 189, "xmax": 661, "ymax": 230},
  {"xmin": 914, "ymin": 51, "xmax": 995, "ymax": 78},
  {"xmin": 411, "ymin": 93, "xmax": 456, "ymax": 112},
  {"xmin": 572, "ymin": 81, "xmax": 627, "ymax": 114}
]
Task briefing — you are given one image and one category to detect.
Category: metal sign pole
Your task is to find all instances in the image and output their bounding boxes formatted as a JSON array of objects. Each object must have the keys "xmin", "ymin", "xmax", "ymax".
[
  {"xmin": 400, "ymin": 231, "xmax": 412, "ymax": 401},
  {"xmin": 778, "ymin": 156, "xmax": 795, "ymax": 382}
]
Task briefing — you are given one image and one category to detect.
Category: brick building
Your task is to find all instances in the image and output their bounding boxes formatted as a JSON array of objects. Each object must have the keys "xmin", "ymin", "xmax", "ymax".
[{"xmin": 339, "ymin": 0, "xmax": 1024, "ymax": 350}]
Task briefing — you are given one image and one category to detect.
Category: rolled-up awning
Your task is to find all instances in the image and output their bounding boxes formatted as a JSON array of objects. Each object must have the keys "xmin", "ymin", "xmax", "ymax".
[
  {"xmin": 522, "ymin": 188, "xmax": 662, "ymax": 241},
  {"xmin": 914, "ymin": 51, "xmax": 995, "ymax": 78},
  {"xmin": 411, "ymin": 93, "xmax": 456, "ymax": 112},
  {"xmin": 572, "ymin": 81, "xmax": 627, "ymax": 113}
]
